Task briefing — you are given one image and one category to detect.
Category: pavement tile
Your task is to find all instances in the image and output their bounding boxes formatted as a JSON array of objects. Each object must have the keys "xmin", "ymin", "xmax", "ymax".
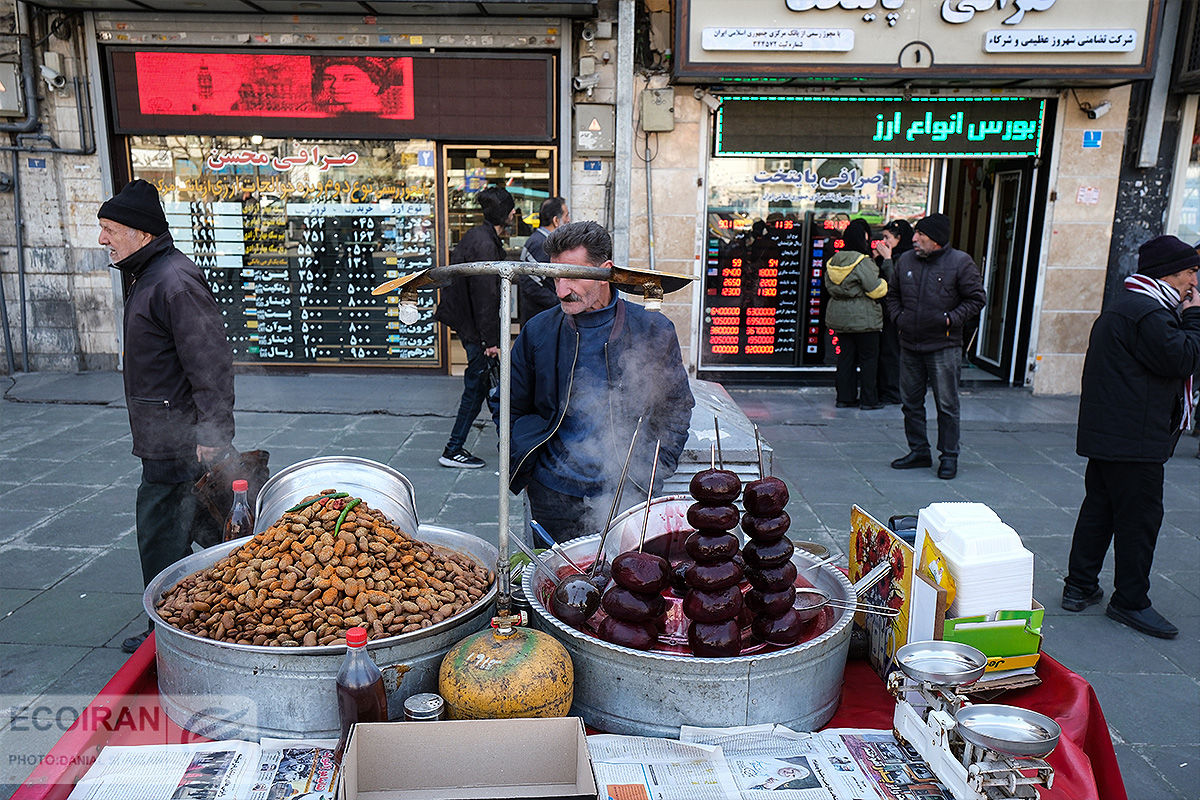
[
  {"xmin": 22, "ymin": 509, "xmax": 134, "ymax": 549},
  {"xmin": 0, "ymin": 457, "xmax": 59, "ymax": 483},
  {"xmin": 1132, "ymin": 744, "xmax": 1200, "ymax": 797},
  {"xmin": 55, "ymin": 549, "xmax": 144, "ymax": 595},
  {"xmin": 0, "ymin": 483, "xmax": 110, "ymax": 517},
  {"xmin": 0, "ymin": 508, "xmax": 48, "ymax": 543},
  {"xmin": 1084, "ymin": 674, "xmax": 1200, "ymax": 746},
  {"xmin": 0, "ymin": 546, "xmax": 95, "ymax": 590},
  {"xmin": 0, "ymin": 642, "xmax": 88, "ymax": 700},
  {"xmin": 1041, "ymin": 612, "xmax": 1178, "ymax": 674},
  {"xmin": 0, "ymin": 586, "xmax": 142, "ymax": 647},
  {"xmin": 0, "ymin": 588, "xmax": 38, "ymax": 617}
]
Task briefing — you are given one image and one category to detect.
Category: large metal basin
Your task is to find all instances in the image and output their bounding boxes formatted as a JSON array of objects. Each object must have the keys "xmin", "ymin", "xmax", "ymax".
[
  {"xmin": 526, "ymin": 496, "xmax": 853, "ymax": 737},
  {"xmin": 145, "ymin": 525, "xmax": 496, "ymax": 741},
  {"xmin": 253, "ymin": 456, "xmax": 419, "ymax": 537}
]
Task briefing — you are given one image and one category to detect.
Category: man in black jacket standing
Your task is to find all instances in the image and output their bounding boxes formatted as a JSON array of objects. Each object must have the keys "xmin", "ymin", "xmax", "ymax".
[
  {"xmin": 99, "ymin": 180, "xmax": 235, "ymax": 653},
  {"xmin": 884, "ymin": 213, "xmax": 986, "ymax": 479},
  {"xmin": 434, "ymin": 186, "xmax": 514, "ymax": 468},
  {"xmin": 1063, "ymin": 235, "xmax": 1200, "ymax": 639},
  {"xmin": 517, "ymin": 196, "xmax": 569, "ymax": 326}
]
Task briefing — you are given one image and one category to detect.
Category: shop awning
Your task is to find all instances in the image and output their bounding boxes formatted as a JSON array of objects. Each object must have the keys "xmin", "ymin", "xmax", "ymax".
[{"xmin": 21, "ymin": 0, "xmax": 596, "ymax": 16}]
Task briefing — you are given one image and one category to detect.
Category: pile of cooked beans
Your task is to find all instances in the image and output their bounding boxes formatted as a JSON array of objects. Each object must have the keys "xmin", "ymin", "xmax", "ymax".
[{"xmin": 156, "ymin": 490, "xmax": 493, "ymax": 647}]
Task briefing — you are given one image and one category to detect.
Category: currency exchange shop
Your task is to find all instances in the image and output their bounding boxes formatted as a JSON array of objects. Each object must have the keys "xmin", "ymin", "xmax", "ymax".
[
  {"xmin": 697, "ymin": 94, "xmax": 1052, "ymax": 383},
  {"xmin": 107, "ymin": 44, "xmax": 560, "ymax": 370}
]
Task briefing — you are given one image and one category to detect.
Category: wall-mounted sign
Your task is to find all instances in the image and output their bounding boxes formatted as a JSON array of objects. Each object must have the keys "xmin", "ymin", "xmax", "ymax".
[
  {"xmin": 676, "ymin": 0, "xmax": 1161, "ymax": 83},
  {"xmin": 715, "ymin": 97, "xmax": 1046, "ymax": 158},
  {"xmin": 1083, "ymin": 130, "xmax": 1103, "ymax": 149},
  {"xmin": 109, "ymin": 49, "xmax": 554, "ymax": 142}
]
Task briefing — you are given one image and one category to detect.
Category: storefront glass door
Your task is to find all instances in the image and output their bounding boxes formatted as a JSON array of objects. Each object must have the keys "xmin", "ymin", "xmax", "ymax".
[{"xmin": 978, "ymin": 170, "xmax": 1023, "ymax": 368}]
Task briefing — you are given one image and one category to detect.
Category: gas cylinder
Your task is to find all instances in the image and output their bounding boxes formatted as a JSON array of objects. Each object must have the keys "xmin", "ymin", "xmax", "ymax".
[{"xmin": 438, "ymin": 625, "xmax": 574, "ymax": 720}]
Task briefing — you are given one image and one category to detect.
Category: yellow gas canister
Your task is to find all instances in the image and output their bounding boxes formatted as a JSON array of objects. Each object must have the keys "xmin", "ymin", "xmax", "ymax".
[{"xmin": 438, "ymin": 626, "xmax": 574, "ymax": 719}]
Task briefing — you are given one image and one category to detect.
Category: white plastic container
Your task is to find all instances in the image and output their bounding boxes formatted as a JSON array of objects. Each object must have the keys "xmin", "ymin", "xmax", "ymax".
[{"xmin": 916, "ymin": 503, "xmax": 1033, "ymax": 619}]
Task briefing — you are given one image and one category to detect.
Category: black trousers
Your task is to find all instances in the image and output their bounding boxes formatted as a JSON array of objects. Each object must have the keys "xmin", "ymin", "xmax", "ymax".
[
  {"xmin": 136, "ymin": 458, "xmax": 201, "ymax": 589},
  {"xmin": 877, "ymin": 316, "xmax": 901, "ymax": 404},
  {"xmin": 1066, "ymin": 459, "xmax": 1164, "ymax": 611},
  {"xmin": 834, "ymin": 331, "xmax": 880, "ymax": 406}
]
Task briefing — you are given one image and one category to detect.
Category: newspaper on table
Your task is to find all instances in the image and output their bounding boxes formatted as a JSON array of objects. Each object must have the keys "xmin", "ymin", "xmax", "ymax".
[
  {"xmin": 680, "ymin": 724, "xmax": 956, "ymax": 800},
  {"xmin": 587, "ymin": 734, "xmax": 742, "ymax": 800},
  {"xmin": 66, "ymin": 738, "xmax": 339, "ymax": 800}
]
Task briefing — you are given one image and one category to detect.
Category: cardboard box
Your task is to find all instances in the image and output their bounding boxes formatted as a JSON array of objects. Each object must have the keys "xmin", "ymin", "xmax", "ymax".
[
  {"xmin": 338, "ymin": 717, "xmax": 598, "ymax": 800},
  {"xmin": 941, "ymin": 600, "xmax": 1044, "ymax": 672}
]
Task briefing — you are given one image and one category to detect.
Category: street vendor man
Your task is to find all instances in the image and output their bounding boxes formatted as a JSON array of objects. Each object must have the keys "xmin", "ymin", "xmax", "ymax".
[
  {"xmin": 99, "ymin": 180, "xmax": 235, "ymax": 653},
  {"xmin": 504, "ymin": 221, "xmax": 694, "ymax": 543}
]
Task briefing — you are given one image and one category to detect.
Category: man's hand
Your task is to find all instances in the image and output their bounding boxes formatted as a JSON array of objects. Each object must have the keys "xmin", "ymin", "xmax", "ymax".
[
  {"xmin": 197, "ymin": 445, "xmax": 224, "ymax": 465},
  {"xmin": 484, "ymin": 346, "xmax": 500, "ymax": 358},
  {"xmin": 1182, "ymin": 287, "xmax": 1200, "ymax": 310}
]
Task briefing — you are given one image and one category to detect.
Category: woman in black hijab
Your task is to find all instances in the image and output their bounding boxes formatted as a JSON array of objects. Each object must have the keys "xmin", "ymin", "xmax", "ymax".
[{"xmin": 874, "ymin": 219, "xmax": 913, "ymax": 405}]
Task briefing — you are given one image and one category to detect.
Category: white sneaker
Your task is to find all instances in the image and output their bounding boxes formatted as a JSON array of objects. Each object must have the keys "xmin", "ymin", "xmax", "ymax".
[{"xmin": 439, "ymin": 448, "xmax": 485, "ymax": 469}]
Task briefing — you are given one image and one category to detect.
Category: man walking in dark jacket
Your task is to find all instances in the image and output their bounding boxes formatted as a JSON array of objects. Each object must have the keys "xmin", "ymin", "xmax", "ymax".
[
  {"xmin": 434, "ymin": 186, "xmax": 514, "ymax": 468},
  {"xmin": 1063, "ymin": 235, "xmax": 1200, "ymax": 639},
  {"xmin": 505, "ymin": 221, "xmax": 694, "ymax": 543},
  {"xmin": 99, "ymin": 180, "xmax": 235, "ymax": 653},
  {"xmin": 517, "ymin": 196, "xmax": 569, "ymax": 326},
  {"xmin": 884, "ymin": 213, "xmax": 986, "ymax": 479}
]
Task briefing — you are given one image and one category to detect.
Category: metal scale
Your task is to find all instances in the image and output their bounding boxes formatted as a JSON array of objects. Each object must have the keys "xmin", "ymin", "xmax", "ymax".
[
  {"xmin": 888, "ymin": 641, "xmax": 1061, "ymax": 800},
  {"xmin": 373, "ymin": 258, "xmax": 693, "ymax": 630}
]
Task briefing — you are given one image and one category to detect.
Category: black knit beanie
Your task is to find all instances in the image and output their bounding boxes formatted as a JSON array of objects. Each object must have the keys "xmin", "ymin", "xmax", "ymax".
[
  {"xmin": 1137, "ymin": 235, "xmax": 1200, "ymax": 279},
  {"xmin": 914, "ymin": 213, "xmax": 951, "ymax": 247},
  {"xmin": 98, "ymin": 179, "xmax": 169, "ymax": 236},
  {"xmin": 477, "ymin": 186, "xmax": 516, "ymax": 227}
]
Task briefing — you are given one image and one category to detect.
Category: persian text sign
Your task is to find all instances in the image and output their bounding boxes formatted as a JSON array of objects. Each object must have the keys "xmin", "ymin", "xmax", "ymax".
[
  {"xmin": 702, "ymin": 27, "xmax": 854, "ymax": 51},
  {"xmin": 984, "ymin": 28, "xmax": 1138, "ymax": 52},
  {"xmin": 715, "ymin": 96, "xmax": 1046, "ymax": 158}
]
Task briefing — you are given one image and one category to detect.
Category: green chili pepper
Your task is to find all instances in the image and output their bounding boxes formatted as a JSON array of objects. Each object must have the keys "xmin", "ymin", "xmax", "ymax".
[
  {"xmin": 286, "ymin": 492, "xmax": 349, "ymax": 513},
  {"xmin": 334, "ymin": 498, "xmax": 362, "ymax": 531}
]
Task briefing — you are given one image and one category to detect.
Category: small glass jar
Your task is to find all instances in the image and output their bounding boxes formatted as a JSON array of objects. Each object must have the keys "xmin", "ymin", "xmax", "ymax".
[{"xmin": 403, "ymin": 692, "xmax": 446, "ymax": 721}]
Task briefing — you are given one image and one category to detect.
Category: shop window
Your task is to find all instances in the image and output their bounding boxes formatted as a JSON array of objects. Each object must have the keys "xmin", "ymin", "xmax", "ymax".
[
  {"xmin": 701, "ymin": 156, "xmax": 932, "ymax": 369},
  {"xmin": 130, "ymin": 135, "xmax": 439, "ymax": 367},
  {"xmin": 1176, "ymin": 110, "xmax": 1200, "ymax": 246}
]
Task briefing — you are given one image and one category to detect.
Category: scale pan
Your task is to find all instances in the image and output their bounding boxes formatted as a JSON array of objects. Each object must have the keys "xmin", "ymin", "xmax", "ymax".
[
  {"xmin": 894, "ymin": 640, "xmax": 987, "ymax": 685},
  {"xmin": 954, "ymin": 704, "xmax": 1061, "ymax": 758}
]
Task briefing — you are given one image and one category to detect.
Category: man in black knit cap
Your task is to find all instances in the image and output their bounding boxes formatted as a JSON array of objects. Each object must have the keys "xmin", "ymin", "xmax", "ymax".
[
  {"xmin": 1063, "ymin": 234, "xmax": 1200, "ymax": 639},
  {"xmin": 99, "ymin": 179, "xmax": 235, "ymax": 653},
  {"xmin": 884, "ymin": 212, "xmax": 986, "ymax": 480}
]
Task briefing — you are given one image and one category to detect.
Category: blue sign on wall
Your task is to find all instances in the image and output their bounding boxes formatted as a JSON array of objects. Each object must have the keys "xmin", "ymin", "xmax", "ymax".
[{"xmin": 1082, "ymin": 130, "xmax": 1103, "ymax": 149}]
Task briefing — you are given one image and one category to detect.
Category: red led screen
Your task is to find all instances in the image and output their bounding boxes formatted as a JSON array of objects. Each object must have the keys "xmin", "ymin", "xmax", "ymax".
[{"xmin": 108, "ymin": 49, "xmax": 554, "ymax": 141}]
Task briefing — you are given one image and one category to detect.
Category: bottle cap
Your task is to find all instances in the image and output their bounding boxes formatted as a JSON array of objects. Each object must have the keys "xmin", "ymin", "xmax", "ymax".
[
  {"xmin": 232, "ymin": 479, "xmax": 248, "ymax": 492},
  {"xmin": 345, "ymin": 626, "xmax": 368, "ymax": 647}
]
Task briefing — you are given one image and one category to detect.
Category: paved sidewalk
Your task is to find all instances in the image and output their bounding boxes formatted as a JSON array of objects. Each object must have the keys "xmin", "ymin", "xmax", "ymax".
[{"xmin": 0, "ymin": 371, "xmax": 1196, "ymax": 798}]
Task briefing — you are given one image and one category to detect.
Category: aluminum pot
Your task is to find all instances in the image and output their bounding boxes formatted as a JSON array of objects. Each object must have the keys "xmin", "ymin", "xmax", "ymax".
[
  {"xmin": 145, "ymin": 525, "xmax": 496, "ymax": 741},
  {"xmin": 526, "ymin": 496, "xmax": 853, "ymax": 737},
  {"xmin": 253, "ymin": 456, "xmax": 419, "ymax": 537}
]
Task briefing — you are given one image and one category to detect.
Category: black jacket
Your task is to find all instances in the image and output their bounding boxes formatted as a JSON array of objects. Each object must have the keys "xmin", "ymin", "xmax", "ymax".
[
  {"xmin": 434, "ymin": 223, "xmax": 503, "ymax": 347},
  {"xmin": 1077, "ymin": 291, "xmax": 1200, "ymax": 462},
  {"xmin": 118, "ymin": 233, "xmax": 235, "ymax": 461},
  {"xmin": 885, "ymin": 246, "xmax": 986, "ymax": 352}
]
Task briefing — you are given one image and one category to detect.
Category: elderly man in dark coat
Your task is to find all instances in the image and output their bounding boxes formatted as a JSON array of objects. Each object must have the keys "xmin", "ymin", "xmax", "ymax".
[{"xmin": 1063, "ymin": 235, "xmax": 1200, "ymax": 639}]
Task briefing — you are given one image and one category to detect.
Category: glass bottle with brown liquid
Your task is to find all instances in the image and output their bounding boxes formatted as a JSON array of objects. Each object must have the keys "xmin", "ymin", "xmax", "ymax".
[{"xmin": 333, "ymin": 626, "xmax": 387, "ymax": 762}]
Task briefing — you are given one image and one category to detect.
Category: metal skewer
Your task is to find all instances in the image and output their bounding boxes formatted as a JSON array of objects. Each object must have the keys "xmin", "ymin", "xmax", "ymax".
[
  {"xmin": 637, "ymin": 440, "xmax": 661, "ymax": 552},
  {"xmin": 753, "ymin": 424, "xmax": 765, "ymax": 480},
  {"xmin": 714, "ymin": 415, "xmax": 724, "ymax": 470},
  {"xmin": 587, "ymin": 417, "xmax": 643, "ymax": 577}
]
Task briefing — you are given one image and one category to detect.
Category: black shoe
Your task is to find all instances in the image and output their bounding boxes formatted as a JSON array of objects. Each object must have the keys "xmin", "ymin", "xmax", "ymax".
[
  {"xmin": 1105, "ymin": 603, "xmax": 1178, "ymax": 639},
  {"xmin": 1061, "ymin": 585, "xmax": 1103, "ymax": 612},
  {"xmin": 121, "ymin": 627, "xmax": 153, "ymax": 654},
  {"xmin": 438, "ymin": 448, "xmax": 485, "ymax": 469},
  {"xmin": 860, "ymin": 402, "xmax": 885, "ymax": 410},
  {"xmin": 835, "ymin": 400, "xmax": 859, "ymax": 408},
  {"xmin": 891, "ymin": 451, "xmax": 932, "ymax": 469},
  {"xmin": 937, "ymin": 457, "xmax": 958, "ymax": 480}
]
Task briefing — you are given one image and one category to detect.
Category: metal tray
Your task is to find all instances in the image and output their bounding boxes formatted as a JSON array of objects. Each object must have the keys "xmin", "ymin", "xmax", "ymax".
[
  {"xmin": 254, "ymin": 456, "xmax": 419, "ymax": 536},
  {"xmin": 894, "ymin": 640, "xmax": 987, "ymax": 686},
  {"xmin": 955, "ymin": 704, "xmax": 1062, "ymax": 757}
]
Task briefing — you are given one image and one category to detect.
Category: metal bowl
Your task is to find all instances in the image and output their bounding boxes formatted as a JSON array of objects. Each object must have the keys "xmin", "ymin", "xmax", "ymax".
[
  {"xmin": 254, "ymin": 456, "xmax": 419, "ymax": 536},
  {"xmin": 955, "ymin": 704, "xmax": 1062, "ymax": 757},
  {"xmin": 894, "ymin": 640, "xmax": 988, "ymax": 686},
  {"xmin": 526, "ymin": 496, "xmax": 854, "ymax": 736},
  {"xmin": 145, "ymin": 525, "xmax": 495, "ymax": 741}
]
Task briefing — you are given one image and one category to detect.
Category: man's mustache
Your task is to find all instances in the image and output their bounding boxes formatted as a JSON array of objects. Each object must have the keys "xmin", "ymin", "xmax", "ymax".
[{"xmin": 559, "ymin": 292, "xmax": 583, "ymax": 303}]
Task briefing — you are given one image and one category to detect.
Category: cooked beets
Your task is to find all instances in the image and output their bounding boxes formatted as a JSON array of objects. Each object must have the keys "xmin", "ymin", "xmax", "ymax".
[
  {"xmin": 745, "ymin": 586, "xmax": 797, "ymax": 618},
  {"xmin": 598, "ymin": 616, "xmax": 658, "ymax": 651},
  {"xmin": 687, "ymin": 618, "xmax": 743, "ymax": 657},
  {"xmin": 751, "ymin": 608, "xmax": 806, "ymax": 646},
  {"xmin": 686, "ymin": 503, "xmax": 739, "ymax": 532},
  {"xmin": 741, "ymin": 511, "xmax": 791, "ymax": 542},
  {"xmin": 682, "ymin": 584, "xmax": 743, "ymax": 623},
  {"xmin": 600, "ymin": 586, "xmax": 666, "ymax": 623},
  {"xmin": 689, "ymin": 468, "xmax": 741, "ymax": 503},
  {"xmin": 611, "ymin": 551, "xmax": 669, "ymax": 594},
  {"xmin": 745, "ymin": 561, "xmax": 798, "ymax": 592},
  {"xmin": 670, "ymin": 559, "xmax": 693, "ymax": 596},
  {"xmin": 743, "ymin": 537, "xmax": 795, "ymax": 569},
  {"xmin": 685, "ymin": 531, "xmax": 741, "ymax": 563},
  {"xmin": 552, "ymin": 577, "xmax": 601, "ymax": 628},
  {"xmin": 743, "ymin": 477, "xmax": 789, "ymax": 516},
  {"xmin": 684, "ymin": 559, "xmax": 744, "ymax": 591}
]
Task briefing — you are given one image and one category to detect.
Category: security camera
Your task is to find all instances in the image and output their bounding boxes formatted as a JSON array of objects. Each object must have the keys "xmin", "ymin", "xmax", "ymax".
[
  {"xmin": 581, "ymin": 23, "xmax": 596, "ymax": 42},
  {"xmin": 40, "ymin": 64, "xmax": 66, "ymax": 90},
  {"xmin": 1083, "ymin": 100, "xmax": 1111, "ymax": 120},
  {"xmin": 693, "ymin": 87, "xmax": 721, "ymax": 113}
]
